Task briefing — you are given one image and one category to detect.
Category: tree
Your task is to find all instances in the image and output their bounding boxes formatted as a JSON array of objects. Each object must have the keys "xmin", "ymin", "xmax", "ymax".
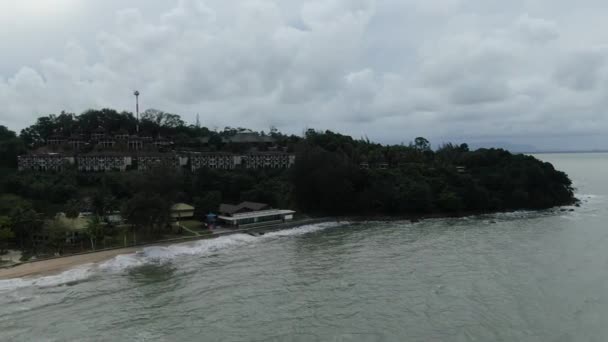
[
  {"xmin": 0, "ymin": 125, "xmax": 26, "ymax": 168},
  {"xmin": 0, "ymin": 125, "xmax": 17, "ymax": 140},
  {"xmin": 414, "ymin": 137, "xmax": 431, "ymax": 152},
  {"xmin": 194, "ymin": 191, "xmax": 222, "ymax": 220},
  {"xmin": 437, "ymin": 191, "xmax": 464, "ymax": 212},
  {"xmin": 9, "ymin": 205, "xmax": 42, "ymax": 249},
  {"xmin": 64, "ymin": 199, "xmax": 83, "ymax": 219},
  {"xmin": 46, "ymin": 219, "xmax": 70, "ymax": 255},
  {"xmin": 0, "ymin": 216, "xmax": 15, "ymax": 254},
  {"xmin": 122, "ymin": 193, "xmax": 170, "ymax": 243},
  {"xmin": 85, "ymin": 216, "xmax": 104, "ymax": 251}
]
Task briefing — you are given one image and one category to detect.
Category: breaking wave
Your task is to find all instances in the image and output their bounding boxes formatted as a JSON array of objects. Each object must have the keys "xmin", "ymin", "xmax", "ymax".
[{"xmin": 0, "ymin": 221, "xmax": 346, "ymax": 293}]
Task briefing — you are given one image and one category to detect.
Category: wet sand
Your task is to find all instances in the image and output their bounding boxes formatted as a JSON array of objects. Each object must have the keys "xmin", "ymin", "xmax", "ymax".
[{"xmin": 0, "ymin": 247, "xmax": 141, "ymax": 280}]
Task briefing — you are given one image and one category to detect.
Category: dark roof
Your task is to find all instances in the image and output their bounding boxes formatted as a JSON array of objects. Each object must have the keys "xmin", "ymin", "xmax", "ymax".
[
  {"xmin": 68, "ymin": 133, "xmax": 85, "ymax": 140},
  {"xmin": 78, "ymin": 152, "xmax": 130, "ymax": 157},
  {"xmin": 219, "ymin": 204, "xmax": 239, "ymax": 215},
  {"xmin": 93, "ymin": 126, "xmax": 106, "ymax": 133},
  {"xmin": 219, "ymin": 202, "xmax": 270, "ymax": 215},
  {"xmin": 245, "ymin": 152, "xmax": 294, "ymax": 156},
  {"xmin": 222, "ymin": 133, "xmax": 275, "ymax": 144},
  {"xmin": 239, "ymin": 201, "xmax": 269, "ymax": 211},
  {"xmin": 183, "ymin": 151, "xmax": 234, "ymax": 156},
  {"xmin": 21, "ymin": 152, "xmax": 66, "ymax": 157},
  {"xmin": 136, "ymin": 152, "xmax": 178, "ymax": 158}
]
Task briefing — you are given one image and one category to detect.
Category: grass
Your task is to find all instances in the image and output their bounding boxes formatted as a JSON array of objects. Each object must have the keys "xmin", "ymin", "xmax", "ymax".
[{"xmin": 179, "ymin": 220, "xmax": 205, "ymax": 230}]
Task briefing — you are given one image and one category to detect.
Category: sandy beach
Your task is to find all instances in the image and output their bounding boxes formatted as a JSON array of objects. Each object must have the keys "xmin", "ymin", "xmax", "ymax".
[
  {"xmin": 0, "ymin": 247, "xmax": 142, "ymax": 280},
  {"xmin": 0, "ymin": 218, "xmax": 329, "ymax": 280}
]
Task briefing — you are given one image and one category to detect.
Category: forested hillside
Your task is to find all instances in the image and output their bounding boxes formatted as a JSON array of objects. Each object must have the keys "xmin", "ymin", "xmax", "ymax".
[{"xmin": 0, "ymin": 109, "xmax": 576, "ymax": 255}]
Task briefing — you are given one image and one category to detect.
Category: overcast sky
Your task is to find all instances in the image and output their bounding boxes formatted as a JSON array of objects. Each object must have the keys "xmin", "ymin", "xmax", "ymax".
[{"xmin": 1, "ymin": 0, "xmax": 607, "ymax": 150}]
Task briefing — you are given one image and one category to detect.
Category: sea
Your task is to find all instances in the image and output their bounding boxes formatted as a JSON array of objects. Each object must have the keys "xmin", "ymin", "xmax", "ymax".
[{"xmin": 0, "ymin": 153, "xmax": 607, "ymax": 341}]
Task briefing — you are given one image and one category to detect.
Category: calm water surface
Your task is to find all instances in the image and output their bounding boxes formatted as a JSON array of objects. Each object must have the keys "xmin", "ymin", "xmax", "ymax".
[{"xmin": 1, "ymin": 153, "xmax": 607, "ymax": 341}]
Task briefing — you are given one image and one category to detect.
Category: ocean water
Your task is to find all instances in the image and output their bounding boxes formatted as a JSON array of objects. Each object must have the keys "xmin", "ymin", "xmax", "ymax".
[{"xmin": 1, "ymin": 153, "xmax": 607, "ymax": 341}]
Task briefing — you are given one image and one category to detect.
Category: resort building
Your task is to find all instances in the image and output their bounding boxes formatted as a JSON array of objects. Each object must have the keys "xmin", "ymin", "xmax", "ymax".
[
  {"xmin": 152, "ymin": 137, "xmax": 174, "ymax": 149},
  {"xmin": 222, "ymin": 132, "xmax": 276, "ymax": 146},
  {"xmin": 218, "ymin": 202, "xmax": 295, "ymax": 227},
  {"xmin": 136, "ymin": 153, "xmax": 185, "ymax": 171},
  {"xmin": 188, "ymin": 152, "xmax": 241, "ymax": 171},
  {"xmin": 243, "ymin": 152, "xmax": 295, "ymax": 169},
  {"xmin": 18, "ymin": 153, "xmax": 74, "ymax": 171},
  {"xmin": 47, "ymin": 134, "xmax": 66, "ymax": 146},
  {"xmin": 114, "ymin": 130, "xmax": 130, "ymax": 140},
  {"xmin": 171, "ymin": 203, "xmax": 195, "ymax": 220},
  {"xmin": 97, "ymin": 137, "xmax": 116, "ymax": 149},
  {"xmin": 68, "ymin": 134, "xmax": 87, "ymax": 149},
  {"xmin": 77, "ymin": 154, "xmax": 133, "ymax": 172},
  {"xmin": 90, "ymin": 127, "xmax": 106, "ymax": 141},
  {"xmin": 127, "ymin": 137, "xmax": 145, "ymax": 150}
]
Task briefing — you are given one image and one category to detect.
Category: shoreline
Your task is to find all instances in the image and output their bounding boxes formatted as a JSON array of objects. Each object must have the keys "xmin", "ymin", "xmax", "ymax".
[
  {"xmin": 0, "ymin": 218, "xmax": 330, "ymax": 280},
  {"xmin": 0, "ymin": 204, "xmax": 578, "ymax": 281}
]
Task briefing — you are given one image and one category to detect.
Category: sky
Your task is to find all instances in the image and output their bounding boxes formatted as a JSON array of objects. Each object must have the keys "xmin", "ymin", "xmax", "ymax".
[{"xmin": 1, "ymin": 0, "xmax": 607, "ymax": 150}]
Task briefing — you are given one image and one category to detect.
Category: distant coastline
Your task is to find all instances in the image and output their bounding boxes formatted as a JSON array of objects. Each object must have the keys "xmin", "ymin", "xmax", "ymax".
[{"xmin": 529, "ymin": 150, "xmax": 608, "ymax": 154}]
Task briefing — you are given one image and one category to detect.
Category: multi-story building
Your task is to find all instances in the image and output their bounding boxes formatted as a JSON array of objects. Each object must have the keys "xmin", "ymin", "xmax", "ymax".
[
  {"xmin": 47, "ymin": 135, "xmax": 66, "ymax": 146},
  {"xmin": 77, "ymin": 154, "xmax": 132, "ymax": 172},
  {"xmin": 222, "ymin": 133, "xmax": 276, "ymax": 146},
  {"xmin": 136, "ymin": 153, "xmax": 185, "ymax": 171},
  {"xmin": 114, "ymin": 130, "xmax": 130, "ymax": 140},
  {"xmin": 18, "ymin": 153, "xmax": 74, "ymax": 171},
  {"xmin": 67, "ymin": 134, "xmax": 87, "ymax": 149},
  {"xmin": 152, "ymin": 137, "xmax": 173, "ymax": 149},
  {"xmin": 90, "ymin": 127, "xmax": 106, "ymax": 141},
  {"xmin": 188, "ymin": 152, "xmax": 241, "ymax": 171},
  {"xmin": 18, "ymin": 150, "xmax": 296, "ymax": 173},
  {"xmin": 97, "ymin": 138, "xmax": 116, "ymax": 149},
  {"xmin": 243, "ymin": 152, "xmax": 295, "ymax": 169}
]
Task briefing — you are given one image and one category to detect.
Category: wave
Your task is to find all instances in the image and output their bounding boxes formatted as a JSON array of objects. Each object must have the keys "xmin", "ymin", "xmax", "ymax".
[
  {"xmin": 0, "ymin": 221, "xmax": 346, "ymax": 293},
  {"xmin": 0, "ymin": 265, "xmax": 96, "ymax": 293}
]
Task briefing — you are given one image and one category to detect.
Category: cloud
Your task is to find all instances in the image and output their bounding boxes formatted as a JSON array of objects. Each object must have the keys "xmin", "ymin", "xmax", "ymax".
[
  {"xmin": 1, "ymin": 0, "xmax": 608, "ymax": 150},
  {"xmin": 554, "ymin": 48, "xmax": 608, "ymax": 91},
  {"xmin": 515, "ymin": 14, "xmax": 559, "ymax": 43}
]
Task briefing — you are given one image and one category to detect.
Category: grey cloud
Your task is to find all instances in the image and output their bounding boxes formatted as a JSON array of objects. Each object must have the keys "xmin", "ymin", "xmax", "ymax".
[
  {"xmin": 515, "ymin": 14, "xmax": 559, "ymax": 43},
  {"xmin": 1, "ymin": 0, "xmax": 608, "ymax": 150},
  {"xmin": 554, "ymin": 48, "xmax": 608, "ymax": 91}
]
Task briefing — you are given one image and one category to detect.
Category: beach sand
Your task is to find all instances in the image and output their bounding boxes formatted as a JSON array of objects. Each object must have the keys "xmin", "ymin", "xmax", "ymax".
[
  {"xmin": 0, "ymin": 218, "xmax": 328, "ymax": 281},
  {"xmin": 0, "ymin": 247, "xmax": 141, "ymax": 280}
]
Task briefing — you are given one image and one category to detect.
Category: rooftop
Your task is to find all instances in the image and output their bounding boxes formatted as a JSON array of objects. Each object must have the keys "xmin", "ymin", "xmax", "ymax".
[
  {"xmin": 222, "ymin": 133, "xmax": 275, "ymax": 144},
  {"xmin": 218, "ymin": 209, "xmax": 295, "ymax": 221},
  {"xmin": 171, "ymin": 203, "xmax": 195, "ymax": 212}
]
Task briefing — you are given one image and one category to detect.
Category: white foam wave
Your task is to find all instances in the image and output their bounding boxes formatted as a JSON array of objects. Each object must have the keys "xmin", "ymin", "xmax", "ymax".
[
  {"xmin": 262, "ymin": 221, "xmax": 346, "ymax": 239},
  {"xmin": 0, "ymin": 265, "xmax": 95, "ymax": 293},
  {"xmin": 0, "ymin": 221, "xmax": 345, "ymax": 292},
  {"xmin": 576, "ymin": 194, "xmax": 604, "ymax": 203}
]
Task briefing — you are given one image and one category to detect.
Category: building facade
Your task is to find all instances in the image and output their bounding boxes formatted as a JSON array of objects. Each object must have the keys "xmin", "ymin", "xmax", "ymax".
[
  {"xmin": 243, "ymin": 152, "xmax": 295, "ymax": 169},
  {"xmin": 188, "ymin": 153, "xmax": 241, "ymax": 171},
  {"xmin": 136, "ymin": 153, "xmax": 184, "ymax": 171},
  {"xmin": 19, "ymin": 152, "xmax": 296, "ymax": 173},
  {"xmin": 18, "ymin": 154, "xmax": 74, "ymax": 171},
  {"xmin": 77, "ymin": 154, "xmax": 132, "ymax": 172}
]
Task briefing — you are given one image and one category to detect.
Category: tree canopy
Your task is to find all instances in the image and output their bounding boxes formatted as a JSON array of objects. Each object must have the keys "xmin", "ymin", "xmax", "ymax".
[{"xmin": 0, "ymin": 108, "xmax": 576, "ymax": 255}]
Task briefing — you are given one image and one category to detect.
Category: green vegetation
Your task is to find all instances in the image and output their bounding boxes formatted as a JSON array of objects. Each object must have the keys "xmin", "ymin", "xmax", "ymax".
[{"xmin": 0, "ymin": 109, "xmax": 576, "ymax": 258}]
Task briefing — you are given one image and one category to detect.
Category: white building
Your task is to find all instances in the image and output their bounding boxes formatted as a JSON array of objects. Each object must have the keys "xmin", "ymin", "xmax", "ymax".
[
  {"xmin": 77, "ymin": 154, "xmax": 132, "ymax": 172},
  {"xmin": 18, "ymin": 153, "xmax": 74, "ymax": 171},
  {"xmin": 188, "ymin": 152, "xmax": 241, "ymax": 171},
  {"xmin": 243, "ymin": 152, "xmax": 295, "ymax": 169}
]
